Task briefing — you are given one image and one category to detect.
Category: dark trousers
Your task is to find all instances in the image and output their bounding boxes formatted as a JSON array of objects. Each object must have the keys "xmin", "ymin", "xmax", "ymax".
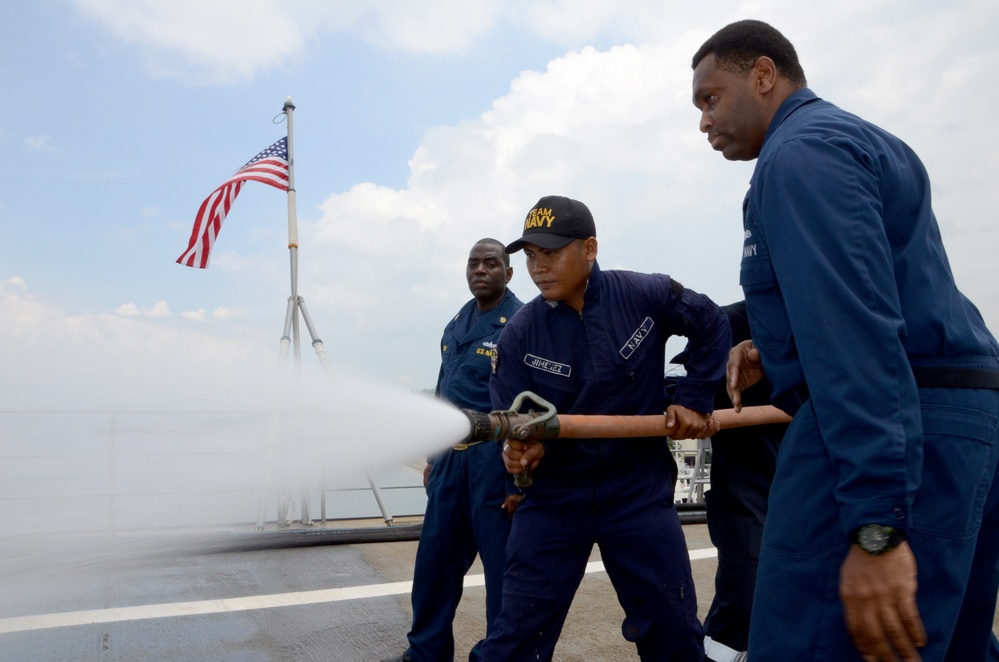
[
  {"xmin": 406, "ymin": 442, "xmax": 511, "ymax": 662},
  {"xmin": 480, "ymin": 477, "xmax": 703, "ymax": 661},
  {"xmin": 702, "ymin": 426, "xmax": 782, "ymax": 652}
]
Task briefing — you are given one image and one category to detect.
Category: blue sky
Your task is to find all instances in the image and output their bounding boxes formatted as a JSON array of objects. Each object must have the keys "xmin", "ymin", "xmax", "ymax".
[{"xmin": 2, "ymin": 0, "xmax": 997, "ymax": 410}]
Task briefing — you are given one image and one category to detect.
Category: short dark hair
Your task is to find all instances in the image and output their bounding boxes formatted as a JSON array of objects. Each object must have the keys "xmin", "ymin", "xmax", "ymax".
[
  {"xmin": 692, "ymin": 20, "xmax": 807, "ymax": 88},
  {"xmin": 475, "ymin": 237, "xmax": 510, "ymax": 268}
]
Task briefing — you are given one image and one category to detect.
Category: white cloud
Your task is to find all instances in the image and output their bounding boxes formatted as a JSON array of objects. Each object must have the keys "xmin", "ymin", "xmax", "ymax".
[
  {"xmin": 147, "ymin": 301, "xmax": 170, "ymax": 317},
  {"xmin": 116, "ymin": 301, "xmax": 170, "ymax": 317},
  {"xmin": 0, "ymin": 284, "xmax": 276, "ymax": 409},
  {"xmin": 71, "ymin": 0, "xmax": 505, "ymax": 84},
  {"xmin": 509, "ymin": 0, "xmax": 692, "ymax": 46},
  {"xmin": 182, "ymin": 308, "xmax": 207, "ymax": 321},
  {"xmin": 73, "ymin": 0, "xmax": 308, "ymax": 84},
  {"xmin": 347, "ymin": 0, "xmax": 501, "ymax": 55},
  {"xmin": 115, "ymin": 302, "xmax": 141, "ymax": 316}
]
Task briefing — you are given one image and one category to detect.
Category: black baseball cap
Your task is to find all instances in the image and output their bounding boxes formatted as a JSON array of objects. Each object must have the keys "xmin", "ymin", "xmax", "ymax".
[{"xmin": 505, "ymin": 195, "xmax": 596, "ymax": 253}]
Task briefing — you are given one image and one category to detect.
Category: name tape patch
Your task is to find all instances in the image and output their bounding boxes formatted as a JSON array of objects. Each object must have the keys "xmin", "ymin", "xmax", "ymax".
[{"xmin": 524, "ymin": 353, "xmax": 571, "ymax": 378}]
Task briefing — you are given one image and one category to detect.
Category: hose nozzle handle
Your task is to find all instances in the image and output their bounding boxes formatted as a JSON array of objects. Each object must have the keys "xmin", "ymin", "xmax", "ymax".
[{"xmin": 459, "ymin": 392, "xmax": 559, "ymax": 488}]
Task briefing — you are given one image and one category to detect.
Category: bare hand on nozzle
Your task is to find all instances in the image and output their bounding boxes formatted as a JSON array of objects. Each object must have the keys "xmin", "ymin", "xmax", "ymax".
[
  {"xmin": 501, "ymin": 439, "xmax": 545, "ymax": 476},
  {"xmin": 665, "ymin": 404, "xmax": 718, "ymax": 439},
  {"xmin": 727, "ymin": 339, "xmax": 765, "ymax": 412}
]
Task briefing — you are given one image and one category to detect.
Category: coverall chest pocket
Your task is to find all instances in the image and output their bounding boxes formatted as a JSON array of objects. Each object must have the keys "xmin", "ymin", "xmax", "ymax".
[
  {"xmin": 740, "ymin": 254, "xmax": 792, "ymax": 353},
  {"xmin": 461, "ymin": 344, "xmax": 494, "ymax": 375}
]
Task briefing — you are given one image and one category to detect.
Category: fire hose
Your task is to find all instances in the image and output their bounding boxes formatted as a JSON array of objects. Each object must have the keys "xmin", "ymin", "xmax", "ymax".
[{"xmin": 460, "ymin": 391, "xmax": 790, "ymax": 487}]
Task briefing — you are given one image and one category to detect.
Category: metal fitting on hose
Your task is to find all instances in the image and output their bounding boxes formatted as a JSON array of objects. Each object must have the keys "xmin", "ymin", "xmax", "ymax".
[
  {"xmin": 459, "ymin": 392, "xmax": 561, "ymax": 445},
  {"xmin": 462, "ymin": 409, "xmax": 495, "ymax": 443},
  {"xmin": 459, "ymin": 392, "xmax": 561, "ymax": 488}
]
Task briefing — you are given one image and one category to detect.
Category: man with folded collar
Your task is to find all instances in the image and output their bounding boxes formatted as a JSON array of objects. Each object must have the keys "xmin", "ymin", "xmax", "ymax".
[{"xmin": 478, "ymin": 195, "xmax": 730, "ymax": 661}]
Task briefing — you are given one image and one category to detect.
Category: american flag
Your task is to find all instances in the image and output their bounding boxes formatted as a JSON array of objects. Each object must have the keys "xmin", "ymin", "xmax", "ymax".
[{"xmin": 176, "ymin": 137, "xmax": 290, "ymax": 268}]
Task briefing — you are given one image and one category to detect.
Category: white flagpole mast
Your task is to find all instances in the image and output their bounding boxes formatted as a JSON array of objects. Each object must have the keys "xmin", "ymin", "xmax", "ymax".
[
  {"xmin": 285, "ymin": 97, "xmax": 301, "ymax": 367},
  {"xmin": 278, "ymin": 97, "xmax": 331, "ymax": 377},
  {"xmin": 280, "ymin": 97, "xmax": 302, "ymax": 372}
]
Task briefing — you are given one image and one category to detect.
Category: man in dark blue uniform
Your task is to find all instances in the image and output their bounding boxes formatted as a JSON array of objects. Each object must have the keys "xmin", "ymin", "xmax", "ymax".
[
  {"xmin": 479, "ymin": 195, "xmax": 730, "ymax": 661},
  {"xmin": 700, "ymin": 301, "xmax": 787, "ymax": 662},
  {"xmin": 383, "ymin": 238, "xmax": 524, "ymax": 662},
  {"xmin": 665, "ymin": 301, "xmax": 790, "ymax": 662},
  {"xmin": 692, "ymin": 20, "xmax": 999, "ymax": 661}
]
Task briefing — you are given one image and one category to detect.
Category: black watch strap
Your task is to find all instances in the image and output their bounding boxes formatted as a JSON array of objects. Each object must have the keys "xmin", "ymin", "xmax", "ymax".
[{"xmin": 853, "ymin": 524, "xmax": 906, "ymax": 555}]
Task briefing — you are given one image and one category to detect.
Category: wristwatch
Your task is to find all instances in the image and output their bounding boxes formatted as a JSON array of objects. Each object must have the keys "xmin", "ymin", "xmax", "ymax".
[{"xmin": 853, "ymin": 524, "xmax": 906, "ymax": 555}]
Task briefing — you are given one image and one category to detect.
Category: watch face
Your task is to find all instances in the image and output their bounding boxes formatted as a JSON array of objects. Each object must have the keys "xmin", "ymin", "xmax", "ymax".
[{"xmin": 858, "ymin": 525, "xmax": 889, "ymax": 553}]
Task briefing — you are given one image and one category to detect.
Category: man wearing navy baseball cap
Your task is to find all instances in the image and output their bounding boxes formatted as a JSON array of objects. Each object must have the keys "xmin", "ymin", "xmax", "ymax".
[{"xmin": 480, "ymin": 195, "xmax": 731, "ymax": 661}]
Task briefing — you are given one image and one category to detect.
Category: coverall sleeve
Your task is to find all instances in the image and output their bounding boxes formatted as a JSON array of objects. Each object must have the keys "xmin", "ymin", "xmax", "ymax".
[
  {"xmin": 757, "ymin": 135, "xmax": 914, "ymax": 536},
  {"xmin": 666, "ymin": 286, "xmax": 731, "ymax": 415}
]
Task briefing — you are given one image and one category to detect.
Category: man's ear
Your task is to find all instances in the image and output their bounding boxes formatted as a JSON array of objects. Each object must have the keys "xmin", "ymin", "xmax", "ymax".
[
  {"xmin": 753, "ymin": 56, "xmax": 778, "ymax": 96},
  {"xmin": 584, "ymin": 237, "xmax": 598, "ymax": 262}
]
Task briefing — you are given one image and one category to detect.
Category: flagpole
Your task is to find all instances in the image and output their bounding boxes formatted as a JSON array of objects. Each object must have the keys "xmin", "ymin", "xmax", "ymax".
[
  {"xmin": 283, "ymin": 97, "xmax": 302, "ymax": 368},
  {"xmin": 283, "ymin": 98, "xmax": 332, "ymax": 377}
]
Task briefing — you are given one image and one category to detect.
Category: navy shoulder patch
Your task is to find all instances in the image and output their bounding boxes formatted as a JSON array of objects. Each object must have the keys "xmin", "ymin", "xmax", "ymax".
[{"xmin": 619, "ymin": 317, "xmax": 654, "ymax": 359}]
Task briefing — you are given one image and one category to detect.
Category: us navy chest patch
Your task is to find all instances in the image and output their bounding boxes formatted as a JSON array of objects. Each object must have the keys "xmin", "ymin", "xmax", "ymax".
[
  {"xmin": 619, "ymin": 317, "xmax": 654, "ymax": 359},
  {"xmin": 475, "ymin": 340, "xmax": 497, "ymax": 358},
  {"xmin": 743, "ymin": 227, "xmax": 758, "ymax": 259},
  {"xmin": 524, "ymin": 353, "xmax": 571, "ymax": 377}
]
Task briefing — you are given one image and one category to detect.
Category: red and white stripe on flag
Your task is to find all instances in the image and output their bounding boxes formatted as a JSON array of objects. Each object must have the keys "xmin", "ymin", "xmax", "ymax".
[{"xmin": 177, "ymin": 137, "xmax": 290, "ymax": 268}]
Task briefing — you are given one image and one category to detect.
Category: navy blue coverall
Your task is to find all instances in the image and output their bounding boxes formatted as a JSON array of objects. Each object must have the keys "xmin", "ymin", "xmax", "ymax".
[
  {"xmin": 741, "ymin": 89, "xmax": 999, "ymax": 661},
  {"xmin": 405, "ymin": 289, "xmax": 523, "ymax": 662},
  {"xmin": 479, "ymin": 263, "xmax": 730, "ymax": 661}
]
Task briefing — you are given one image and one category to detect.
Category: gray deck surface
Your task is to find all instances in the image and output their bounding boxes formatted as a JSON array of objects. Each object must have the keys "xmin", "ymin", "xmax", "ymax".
[{"xmin": 1, "ymin": 520, "xmax": 996, "ymax": 661}]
